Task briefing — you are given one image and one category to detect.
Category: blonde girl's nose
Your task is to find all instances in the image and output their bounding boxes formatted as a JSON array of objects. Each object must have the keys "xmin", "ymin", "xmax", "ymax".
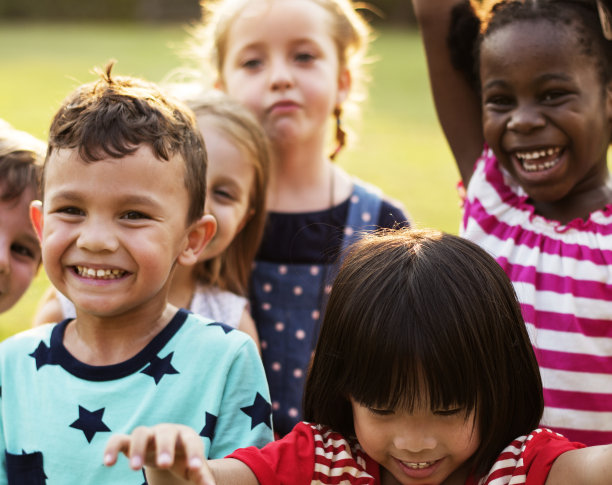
[{"xmin": 269, "ymin": 58, "xmax": 293, "ymax": 91}]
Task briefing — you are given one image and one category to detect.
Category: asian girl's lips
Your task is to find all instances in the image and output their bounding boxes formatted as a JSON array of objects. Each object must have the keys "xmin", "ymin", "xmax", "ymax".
[{"xmin": 394, "ymin": 456, "xmax": 444, "ymax": 481}]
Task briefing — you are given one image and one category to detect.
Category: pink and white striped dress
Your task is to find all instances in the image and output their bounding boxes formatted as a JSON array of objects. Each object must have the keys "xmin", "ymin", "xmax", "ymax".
[{"xmin": 462, "ymin": 146, "xmax": 612, "ymax": 446}]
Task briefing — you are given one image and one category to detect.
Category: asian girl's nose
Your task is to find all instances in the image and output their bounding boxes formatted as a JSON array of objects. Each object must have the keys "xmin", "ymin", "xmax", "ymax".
[
  {"xmin": 506, "ymin": 103, "xmax": 546, "ymax": 133},
  {"xmin": 392, "ymin": 421, "xmax": 438, "ymax": 452}
]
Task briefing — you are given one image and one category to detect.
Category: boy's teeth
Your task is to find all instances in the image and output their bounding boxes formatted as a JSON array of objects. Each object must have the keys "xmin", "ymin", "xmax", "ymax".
[{"xmin": 75, "ymin": 266, "xmax": 125, "ymax": 279}]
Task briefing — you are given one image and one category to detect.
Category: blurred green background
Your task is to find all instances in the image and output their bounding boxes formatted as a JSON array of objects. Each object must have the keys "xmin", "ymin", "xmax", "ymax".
[{"xmin": 0, "ymin": 21, "xmax": 460, "ymax": 339}]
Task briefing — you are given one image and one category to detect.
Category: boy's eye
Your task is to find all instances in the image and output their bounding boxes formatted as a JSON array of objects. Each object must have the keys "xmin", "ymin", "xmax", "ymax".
[
  {"xmin": 58, "ymin": 206, "xmax": 84, "ymax": 216},
  {"xmin": 11, "ymin": 243, "xmax": 36, "ymax": 260},
  {"xmin": 121, "ymin": 210, "xmax": 149, "ymax": 220}
]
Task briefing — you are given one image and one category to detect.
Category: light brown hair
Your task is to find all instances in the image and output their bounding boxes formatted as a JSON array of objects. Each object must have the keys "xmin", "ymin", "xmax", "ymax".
[{"xmin": 187, "ymin": 93, "xmax": 271, "ymax": 296}]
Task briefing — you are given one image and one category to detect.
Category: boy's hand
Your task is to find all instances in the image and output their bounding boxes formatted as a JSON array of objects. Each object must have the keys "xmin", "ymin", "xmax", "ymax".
[{"xmin": 103, "ymin": 424, "xmax": 216, "ymax": 485}]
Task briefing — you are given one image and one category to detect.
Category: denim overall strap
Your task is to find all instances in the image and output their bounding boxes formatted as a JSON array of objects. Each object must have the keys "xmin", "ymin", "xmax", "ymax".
[{"xmin": 250, "ymin": 179, "xmax": 383, "ymax": 436}]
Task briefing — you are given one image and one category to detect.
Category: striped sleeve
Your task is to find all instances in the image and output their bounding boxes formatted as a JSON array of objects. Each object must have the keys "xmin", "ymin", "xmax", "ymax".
[
  {"xmin": 478, "ymin": 428, "xmax": 584, "ymax": 484},
  {"xmin": 226, "ymin": 422, "xmax": 378, "ymax": 485}
]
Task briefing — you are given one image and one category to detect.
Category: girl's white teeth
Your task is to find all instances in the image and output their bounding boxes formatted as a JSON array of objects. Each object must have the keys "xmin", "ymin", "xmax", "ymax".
[
  {"xmin": 402, "ymin": 460, "xmax": 435, "ymax": 469},
  {"xmin": 515, "ymin": 147, "xmax": 561, "ymax": 172},
  {"xmin": 76, "ymin": 266, "xmax": 124, "ymax": 279}
]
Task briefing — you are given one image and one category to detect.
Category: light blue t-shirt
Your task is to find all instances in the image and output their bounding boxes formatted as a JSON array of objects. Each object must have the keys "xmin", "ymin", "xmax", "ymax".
[{"xmin": 0, "ymin": 309, "xmax": 273, "ymax": 484}]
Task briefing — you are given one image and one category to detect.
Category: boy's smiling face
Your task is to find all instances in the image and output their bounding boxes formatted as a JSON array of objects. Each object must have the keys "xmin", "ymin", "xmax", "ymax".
[
  {"xmin": 34, "ymin": 145, "xmax": 201, "ymax": 320},
  {"xmin": 0, "ymin": 186, "xmax": 41, "ymax": 313}
]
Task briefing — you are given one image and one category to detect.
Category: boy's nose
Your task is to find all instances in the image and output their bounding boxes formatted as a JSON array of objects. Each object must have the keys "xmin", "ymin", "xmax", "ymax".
[{"xmin": 76, "ymin": 221, "xmax": 119, "ymax": 253}]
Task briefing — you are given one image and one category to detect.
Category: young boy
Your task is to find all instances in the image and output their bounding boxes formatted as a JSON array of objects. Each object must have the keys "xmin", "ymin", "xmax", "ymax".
[
  {"xmin": 0, "ymin": 65, "xmax": 273, "ymax": 484},
  {"xmin": 0, "ymin": 119, "xmax": 45, "ymax": 314}
]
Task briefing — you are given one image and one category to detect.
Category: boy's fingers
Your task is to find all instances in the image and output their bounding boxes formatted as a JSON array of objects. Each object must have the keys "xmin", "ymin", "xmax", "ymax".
[
  {"xmin": 127, "ymin": 426, "xmax": 156, "ymax": 470},
  {"xmin": 151, "ymin": 424, "xmax": 182, "ymax": 468},
  {"xmin": 103, "ymin": 434, "xmax": 131, "ymax": 466}
]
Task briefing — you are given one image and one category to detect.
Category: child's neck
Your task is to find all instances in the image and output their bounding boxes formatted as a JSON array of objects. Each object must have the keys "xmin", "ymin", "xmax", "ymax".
[
  {"xmin": 268, "ymin": 143, "xmax": 352, "ymax": 212},
  {"xmin": 63, "ymin": 302, "xmax": 177, "ymax": 366},
  {"xmin": 532, "ymin": 178, "xmax": 612, "ymax": 224}
]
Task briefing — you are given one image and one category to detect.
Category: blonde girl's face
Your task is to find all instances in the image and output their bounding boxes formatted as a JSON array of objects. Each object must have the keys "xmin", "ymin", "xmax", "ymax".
[
  {"xmin": 218, "ymin": 0, "xmax": 350, "ymax": 147},
  {"xmin": 350, "ymin": 398, "xmax": 479, "ymax": 485},
  {"xmin": 199, "ymin": 121, "xmax": 255, "ymax": 261}
]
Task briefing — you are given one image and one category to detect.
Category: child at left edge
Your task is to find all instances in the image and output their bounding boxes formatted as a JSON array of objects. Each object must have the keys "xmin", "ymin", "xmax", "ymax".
[
  {"xmin": 0, "ymin": 119, "xmax": 45, "ymax": 314},
  {"xmin": 0, "ymin": 64, "xmax": 273, "ymax": 484}
]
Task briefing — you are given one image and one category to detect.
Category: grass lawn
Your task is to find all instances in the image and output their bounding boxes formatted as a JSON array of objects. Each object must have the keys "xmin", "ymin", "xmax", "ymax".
[{"xmin": 0, "ymin": 22, "xmax": 460, "ymax": 339}]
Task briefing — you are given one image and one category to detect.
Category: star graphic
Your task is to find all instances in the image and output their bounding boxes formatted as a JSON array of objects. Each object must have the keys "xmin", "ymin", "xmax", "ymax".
[
  {"xmin": 69, "ymin": 406, "xmax": 111, "ymax": 443},
  {"xmin": 141, "ymin": 352, "xmax": 179, "ymax": 385},
  {"xmin": 241, "ymin": 393, "xmax": 272, "ymax": 430},
  {"xmin": 199, "ymin": 412, "xmax": 217, "ymax": 441},
  {"xmin": 6, "ymin": 450, "xmax": 47, "ymax": 482},
  {"xmin": 209, "ymin": 322, "xmax": 234, "ymax": 334},
  {"xmin": 29, "ymin": 341, "xmax": 53, "ymax": 370}
]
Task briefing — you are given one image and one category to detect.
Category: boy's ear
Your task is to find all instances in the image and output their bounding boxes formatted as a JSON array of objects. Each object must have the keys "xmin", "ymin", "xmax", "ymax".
[
  {"xmin": 29, "ymin": 200, "xmax": 44, "ymax": 242},
  {"xmin": 177, "ymin": 214, "xmax": 217, "ymax": 266}
]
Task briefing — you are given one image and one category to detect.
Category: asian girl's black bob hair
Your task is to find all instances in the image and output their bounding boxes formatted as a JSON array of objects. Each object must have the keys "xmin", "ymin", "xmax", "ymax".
[{"xmin": 303, "ymin": 228, "xmax": 543, "ymax": 476}]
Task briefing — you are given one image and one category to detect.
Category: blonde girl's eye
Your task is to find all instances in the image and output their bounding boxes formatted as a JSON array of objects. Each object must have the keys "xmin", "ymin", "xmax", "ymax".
[
  {"xmin": 295, "ymin": 51, "xmax": 316, "ymax": 63},
  {"xmin": 242, "ymin": 58, "xmax": 262, "ymax": 70}
]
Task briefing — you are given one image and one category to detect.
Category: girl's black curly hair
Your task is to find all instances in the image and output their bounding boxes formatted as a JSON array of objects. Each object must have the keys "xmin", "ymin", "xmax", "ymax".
[{"xmin": 448, "ymin": 0, "xmax": 612, "ymax": 93}]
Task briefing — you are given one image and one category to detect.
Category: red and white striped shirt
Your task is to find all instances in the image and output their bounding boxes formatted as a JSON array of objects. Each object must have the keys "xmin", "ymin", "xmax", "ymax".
[
  {"xmin": 227, "ymin": 423, "xmax": 582, "ymax": 484},
  {"xmin": 462, "ymin": 147, "xmax": 612, "ymax": 446}
]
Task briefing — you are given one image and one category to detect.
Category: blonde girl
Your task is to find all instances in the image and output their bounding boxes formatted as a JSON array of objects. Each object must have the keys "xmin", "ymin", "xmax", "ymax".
[
  {"xmin": 33, "ymin": 93, "xmax": 270, "ymax": 348},
  {"xmin": 192, "ymin": 0, "xmax": 410, "ymax": 436}
]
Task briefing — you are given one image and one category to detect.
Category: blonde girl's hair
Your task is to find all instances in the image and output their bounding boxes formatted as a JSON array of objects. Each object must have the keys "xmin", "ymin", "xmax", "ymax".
[
  {"xmin": 189, "ymin": 0, "xmax": 374, "ymax": 143},
  {"xmin": 187, "ymin": 93, "xmax": 271, "ymax": 296}
]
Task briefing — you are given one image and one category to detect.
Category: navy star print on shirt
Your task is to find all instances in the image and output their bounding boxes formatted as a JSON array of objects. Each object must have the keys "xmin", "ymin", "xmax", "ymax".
[
  {"xmin": 29, "ymin": 341, "xmax": 54, "ymax": 370},
  {"xmin": 140, "ymin": 352, "xmax": 179, "ymax": 385},
  {"xmin": 241, "ymin": 392, "xmax": 272, "ymax": 430},
  {"xmin": 69, "ymin": 406, "xmax": 111, "ymax": 443},
  {"xmin": 200, "ymin": 412, "xmax": 218, "ymax": 441}
]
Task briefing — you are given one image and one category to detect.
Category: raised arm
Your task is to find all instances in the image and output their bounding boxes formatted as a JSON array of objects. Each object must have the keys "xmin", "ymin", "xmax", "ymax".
[
  {"xmin": 545, "ymin": 444, "xmax": 612, "ymax": 484},
  {"xmin": 412, "ymin": 0, "xmax": 484, "ymax": 184}
]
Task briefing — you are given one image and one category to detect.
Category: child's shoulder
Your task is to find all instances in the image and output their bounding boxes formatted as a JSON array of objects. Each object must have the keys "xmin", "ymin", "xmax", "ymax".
[
  {"xmin": 0, "ymin": 323, "xmax": 55, "ymax": 352},
  {"xmin": 181, "ymin": 310, "xmax": 253, "ymax": 349}
]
